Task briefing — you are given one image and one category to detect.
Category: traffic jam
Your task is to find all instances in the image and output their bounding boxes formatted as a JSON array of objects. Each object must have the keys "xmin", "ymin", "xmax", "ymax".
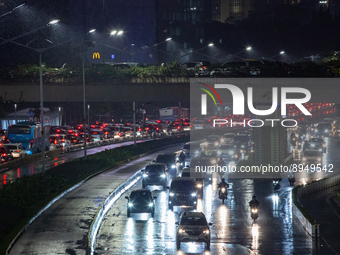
[{"xmin": 0, "ymin": 119, "xmax": 191, "ymax": 164}]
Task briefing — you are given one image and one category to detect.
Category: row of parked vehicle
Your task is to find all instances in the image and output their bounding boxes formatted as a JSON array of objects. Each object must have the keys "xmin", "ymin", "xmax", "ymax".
[{"xmin": 180, "ymin": 60, "xmax": 340, "ymax": 77}]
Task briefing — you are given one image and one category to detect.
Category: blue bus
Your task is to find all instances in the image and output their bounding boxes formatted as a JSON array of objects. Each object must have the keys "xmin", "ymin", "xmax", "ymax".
[
  {"xmin": 8, "ymin": 121, "xmax": 50, "ymax": 155},
  {"xmin": 159, "ymin": 107, "xmax": 190, "ymax": 122}
]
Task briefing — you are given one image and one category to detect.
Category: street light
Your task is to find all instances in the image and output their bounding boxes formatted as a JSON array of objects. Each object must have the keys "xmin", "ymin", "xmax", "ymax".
[
  {"xmin": 48, "ymin": 19, "xmax": 60, "ymax": 25},
  {"xmin": 166, "ymin": 37, "xmax": 172, "ymax": 41},
  {"xmin": 266, "ymin": 51, "xmax": 285, "ymax": 60},
  {"xmin": 88, "ymin": 29, "xmax": 96, "ymax": 34},
  {"xmin": 230, "ymin": 46, "xmax": 253, "ymax": 60},
  {"xmin": 88, "ymin": 105, "xmax": 90, "ymax": 126},
  {"xmin": 14, "ymin": 104, "xmax": 17, "ymax": 124}
]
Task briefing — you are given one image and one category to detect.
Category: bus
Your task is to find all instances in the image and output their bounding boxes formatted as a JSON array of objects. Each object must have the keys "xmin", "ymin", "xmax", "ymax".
[
  {"xmin": 8, "ymin": 121, "xmax": 50, "ymax": 155},
  {"xmin": 159, "ymin": 107, "xmax": 189, "ymax": 122}
]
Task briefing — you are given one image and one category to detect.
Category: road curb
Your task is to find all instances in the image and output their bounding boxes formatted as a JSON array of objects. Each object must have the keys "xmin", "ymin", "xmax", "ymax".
[{"xmin": 5, "ymin": 136, "xmax": 187, "ymax": 255}]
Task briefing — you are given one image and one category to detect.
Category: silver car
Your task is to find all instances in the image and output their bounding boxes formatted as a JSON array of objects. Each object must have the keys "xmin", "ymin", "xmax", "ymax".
[{"xmin": 3, "ymin": 143, "xmax": 27, "ymax": 158}]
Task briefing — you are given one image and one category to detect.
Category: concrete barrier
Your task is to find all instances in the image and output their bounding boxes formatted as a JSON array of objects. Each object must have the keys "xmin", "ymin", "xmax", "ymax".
[
  {"xmin": 297, "ymin": 175, "xmax": 340, "ymax": 197},
  {"xmin": 292, "ymin": 202, "xmax": 314, "ymax": 237}
]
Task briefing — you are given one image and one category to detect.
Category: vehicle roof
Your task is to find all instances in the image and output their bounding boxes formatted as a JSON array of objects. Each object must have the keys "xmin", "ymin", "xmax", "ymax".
[
  {"xmin": 171, "ymin": 177, "xmax": 195, "ymax": 182},
  {"xmin": 181, "ymin": 211, "xmax": 205, "ymax": 217},
  {"xmin": 130, "ymin": 189, "xmax": 151, "ymax": 194}
]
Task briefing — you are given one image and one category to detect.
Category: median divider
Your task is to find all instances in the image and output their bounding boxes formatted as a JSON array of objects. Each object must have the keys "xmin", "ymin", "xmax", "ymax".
[{"xmin": 2, "ymin": 133, "xmax": 190, "ymax": 254}]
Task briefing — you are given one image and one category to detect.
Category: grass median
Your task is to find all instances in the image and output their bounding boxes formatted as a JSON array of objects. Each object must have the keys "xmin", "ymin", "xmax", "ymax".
[{"xmin": 0, "ymin": 135, "xmax": 189, "ymax": 254}]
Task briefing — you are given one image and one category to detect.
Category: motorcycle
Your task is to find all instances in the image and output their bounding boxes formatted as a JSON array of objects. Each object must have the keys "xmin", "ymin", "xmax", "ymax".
[
  {"xmin": 273, "ymin": 179, "xmax": 281, "ymax": 191},
  {"xmin": 219, "ymin": 187, "xmax": 228, "ymax": 204},
  {"xmin": 288, "ymin": 175, "xmax": 295, "ymax": 186},
  {"xmin": 251, "ymin": 206, "xmax": 259, "ymax": 220}
]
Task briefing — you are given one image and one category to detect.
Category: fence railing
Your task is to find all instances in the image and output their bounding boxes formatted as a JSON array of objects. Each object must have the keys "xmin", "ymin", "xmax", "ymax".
[{"xmin": 297, "ymin": 175, "xmax": 340, "ymax": 197}]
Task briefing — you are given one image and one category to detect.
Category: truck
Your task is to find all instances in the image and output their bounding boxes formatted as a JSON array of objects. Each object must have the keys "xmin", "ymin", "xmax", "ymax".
[{"xmin": 159, "ymin": 107, "xmax": 189, "ymax": 122}]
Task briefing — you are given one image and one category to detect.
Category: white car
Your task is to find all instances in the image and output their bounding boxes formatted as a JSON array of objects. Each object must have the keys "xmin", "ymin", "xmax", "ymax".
[{"xmin": 3, "ymin": 143, "xmax": 27, "ymax": 158}]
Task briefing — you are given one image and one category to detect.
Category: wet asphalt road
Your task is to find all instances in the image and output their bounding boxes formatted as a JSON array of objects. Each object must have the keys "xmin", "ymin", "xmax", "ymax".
[
  {"xmin": 0, "ymin": 138, "xmax": 151, "ymax": 187},
  {"xmin": 95, "ymin": 169, "xmax": 313, "ymax": 255}
]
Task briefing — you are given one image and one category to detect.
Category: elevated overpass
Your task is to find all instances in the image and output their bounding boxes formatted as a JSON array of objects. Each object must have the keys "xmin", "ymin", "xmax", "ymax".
[{"xmin": 0, "ymin": 77, "xmax": 339, "ymax": 103}]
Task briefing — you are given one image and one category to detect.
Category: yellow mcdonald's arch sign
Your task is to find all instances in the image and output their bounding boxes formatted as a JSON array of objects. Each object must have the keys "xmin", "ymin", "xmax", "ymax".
[{"xmin": 93, "ymin": 52, "xmax": 100, "ymax": 59}]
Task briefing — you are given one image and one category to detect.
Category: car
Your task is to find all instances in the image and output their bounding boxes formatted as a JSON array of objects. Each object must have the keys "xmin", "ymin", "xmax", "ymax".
[
  {"xmin": 142, "ymin": 163, "xmax": 168, "ymax": 189},
  {"xmin": 180, "ymin": 61, "xmax": 212, "ymax": 77},
  {"xmin": 90, "ymin": 130, "xmax": 104, "ymax": 141},
  {"xmin": 302, "ymin": 149, "xmax": 322, "ymax": 165},
  {"xmin": 155, "ymin": 153, "xmax": 177, "ymax": 170},
  {"xmin": 201, "ymin": 135, "xmax": 221, "ymax": 151},
  {"xmin": 309, "ymin": 137, "xmax": 326, "ymax": 152},
  {"xmin": 219, "ymin": 144, "xmax": 237, "ymax": 161},
  {"xmin": 221, "ymin": 133, "xmax": 235, "ymax": 144},
  {"xmin": 179, "ymin": 167, "xmax": 191, "ymax": 177},
  {"xmin": 167, "ymin": 177, "xmax": 198, "ymax": 211},
  {"xmin": 2, "ymin": 143, "xmax": 27, "ymax": 158},
  {"xmin": 0, "ymin": 146, "xmax": 14, "ymax": 163},
  {"xmin": 125, "ymin": 189, "xmax": 156, "ymax": 217},
  {"xmin": 176, "ymin": 211, "xmax": 212, "ymax": 250}
]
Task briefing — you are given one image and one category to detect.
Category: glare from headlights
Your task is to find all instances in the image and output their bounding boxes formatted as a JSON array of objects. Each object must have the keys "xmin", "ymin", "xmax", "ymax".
[
  {"xmin": 203, "ymin": 229, "xmax": 210, "ymax": 234},
  {"xmin": 317, "ymin": 157, "xmax": 322, "ymax": 161},
  {"xmin": 128, "ymin": 203, "xmax": 133, "ymax": 207},
  {"xmin": 211, "ymin": 159, "xmax": 216, "ymax": 164},
  {"xmin": 221, "ymin": 139, "xmax": 225, "ymax": 143},
  {"xmin": 160, "ymin": 174, "xmax": 166, "ymax": 178},
  {"xmin": 302, "ymin": 157, "xmax": 306, "ymax": 161},
  {"xmin": 143, "ymin": 173, "xmax": 148, "ymax": 177},
  {"xmin": 196, "ymin": 184, "xmax": 203, "ymax": 188},
  {"xmin": 311, "ymin": 144, "xmax": 315, "ymax": 147},
  {"xmin": 171, "ymin": 165, "xmax": 176, "ymax": 169},
  {"xmin": 148, "ymin": 202, "xmax": 153, "ymax": 207},
  {"xmin": 179, "ymin": 229, "xmax": 185, "ymax": 233},
  {"xmin": 214, "ymin": 142, "xmax": 219, "ymax": 146},
  {"xmin": 325, "ymin": 129, "xmax": 328, "ymax": 132},
  {"xmin": 229, "ymin": 150, "xmax": 234, "ymax": 155},
  {"xmin": 241, "ymin": 145, "xmax": 245, "ymax": 148},
  {"xmin": 191, "ymin": 193, "xmax": 196, "ymax": 197},
  {"xmin": 251, "ymin": 208, "xmax": 258, "ymax": 213},
  {"xmin": 169, "ymin": 192, "xmax": 174, "ymax": 196},
  {"xmin": 221, "ymin": 188, "xmax": 225, "ymax": 192}
]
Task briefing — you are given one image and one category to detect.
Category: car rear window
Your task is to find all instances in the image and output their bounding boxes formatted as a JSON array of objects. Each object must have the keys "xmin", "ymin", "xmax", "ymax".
[
  {"xmin": 145, "ymin": 164, "xmax": 165, "ymax": 173},
  {"xmin": 171, "ymin": 180, "xmax": 195, "ymax": 191},
  {"xmin": 304, "ymin": 151, "xmax": 319, "ymax": 156},
  {"xmin": 181, "ymin": 216, "xmax": 207, "ymax": 225}
]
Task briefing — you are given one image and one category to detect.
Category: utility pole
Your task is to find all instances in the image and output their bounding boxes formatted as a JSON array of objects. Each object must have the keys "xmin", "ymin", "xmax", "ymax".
[{"xmin": 133, "ymin": 102, "xmax": 136, "ymax": 146}]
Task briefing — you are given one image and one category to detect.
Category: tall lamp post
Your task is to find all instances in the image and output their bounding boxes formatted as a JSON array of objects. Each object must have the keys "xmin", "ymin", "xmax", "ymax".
[
  {"xmin": 266, "ymin": 51, "xmax": 285, "ymax": 61},
  {"xmin": 88, "ymin": 104, "xmax": 90, "ymax": 126},
  {"xmin": 14, "ymin": 104, "xmax": 17, "ymax": 124},
  {"xmin": 230, "ymin": 46, "xmax": 252, "ymax": 60}
]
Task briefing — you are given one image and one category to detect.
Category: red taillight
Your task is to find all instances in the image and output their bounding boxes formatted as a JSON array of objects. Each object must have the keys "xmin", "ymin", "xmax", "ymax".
[
  {"xmin": 78, "ymin": 127, "xmax": 81, "ymax": 129},
  {"xmin": 91, "ymin": 125, "xmax": 95, "ymax": 128},
  {"xmin": 202, "ymin": 66, "xmax": 207, "ymax": 69},
  {"xmin": 138, "ymin": 128, "xmax": 141, "ymax": 131},
  {"xmin": 177, "ymin": 126, "xmax": 180, "ymax": 129},
  {"xmin": 57, "ymin": 129, "xmax": 60, "ymax": 132},
  {"xmin": 75, "ymin": 134, "xmax": 78, "ymax": 136},
  {"xmin": 62, "ymin": 139, "xmax": 65, "ymax": 142},
  {"xmin": 146, "ymin": 127, "xmax": 149, "ymax": 131},
  {"xmin": 68, "ymin": 130, "xmax": 72, "ymax": 133},
  {"xmin": 16, "ymin": 150, "xmax": 20, "ymax": 152},
  {"xmin": 54, "ymin": 140, "xmax": 57, "ymax": 144},
  {"xmin": 156, "ymin": 128, "xmax": 159, "ymax": 130},
  {"xmin": 156, "ymin": 120, "xmax": 161, "ymax": 123},
  {"xmin": 105, "ymin": 132, "xmax": 108, "ymax": 134},
  {"xmin": 2, "ymin": 136, "xmax": 5, "ymax": 139},
  {"xmin": 118, "ymin": 133, "xmax": 121, "ymax": 136},
  {"xmin": 2, "ymin": 153, "xmax": 6, "ymax": 156}
]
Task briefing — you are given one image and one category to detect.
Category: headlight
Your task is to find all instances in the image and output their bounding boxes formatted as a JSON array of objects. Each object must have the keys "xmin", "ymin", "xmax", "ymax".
[
  {"xmin": 203, "ymin": 229, "xmax": 210, "ymax": 234},
  {"xmin": 325, "ymin": 129, "xmax": 328, "ymax": 133},
  {"xmin": 171, "ymin": 165, "xmax": 176, "ymax": 169},
  {"xmin": 191, "ymin": 193, "xmax": 196, "ymax": 197},
  {"xmin": 319, "ymin": 148, "xmax": 322, "ymax": 152},
  {"xmin": 160, "ymin": 174, "xmax": 166, "ymax": 178},
  {"xmin": 315, "ymin": 129, "xmax": 318, "ymax": 132},
  {"xmin": 197, "ymin": 184, "xmax": 203, "ymax": 188},
  {"xmin": 128, "ymin": 203, "xmax": 133, "ymax": 207},
  {"xmin": 221, "ymin": 139, "xmax": 225, "ymax": 143},
  {"xmin": 179, "ymin": 229, "xmax": 185, "ymax": 233},
  {"xmin": 302, "ymin": 157, "xmax": 306, "ymax": 161},
  {"xmin": 323, "ymin": 145, "xmax": 326, "ymax": 147},
  {"xmin": 214, "ymin": 142, "xmax": 219, "ymax": 146},
  {"xmin": 311, "ymin": 144, "xmax": 315, "ymax": 147},
  {"xmin": 169, "ymin": 192, "xmax": 174, "ymax": 197},
  {"xmin": 143, "ymin": 174, "xmax": 148, "ymax": 178},
  {"xmin": 148, "ymin": 202, "xmax": 153, "ymax": 207},
  {"xmin": 211, "ymin": 159, "xmax": 216, "ymax": 164},
  {"xmin": 204, "ymin": 142, "xmax": 208, "ymax": 146},
  {"xmin": 241, "ymin": 145, "xmax": 245, "ymax": 148},
  {"xmin": 217, "ymin": 150, "xmax": 221, "ymax": 156},
  {"xmin": 251, "ymin": 208, "xmax": 258, "ymax": 213},
  {"xmin": 221, "ymin": 188, "xmax": 225, "ymax": 192},
  {"xmin": 229, "ymin": 150, "xmax": 234, "ymax": 155},
  {"xmin": 317, "ymin": 157, "xmax": 322, "ymax": 161}
]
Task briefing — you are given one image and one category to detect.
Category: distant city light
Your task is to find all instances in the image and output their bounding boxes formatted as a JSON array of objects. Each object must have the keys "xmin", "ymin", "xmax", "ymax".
[{"xmin": 48, "ymin": 19, "xmax": 60, "ymax": 25}]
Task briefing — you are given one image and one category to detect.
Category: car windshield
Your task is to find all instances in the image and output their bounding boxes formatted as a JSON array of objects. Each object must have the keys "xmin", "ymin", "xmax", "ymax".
[
  {"xmin": 5, "ymin": 145, "xmax": 18, "ymax": 150},
  {"xmin": 171, "ymin": 180, "xmax": 195, "ymax": 192},
  {"xmin": 234, "ymin": 136, "xmax": 249, "ymax": 143},
  {"xmin": 156, "ymin": 155, "xmax": 175, "ymax": 163},
  {"xmin": 145, "ymin": 164, "xmax": 165, "ymax": 174},
  {"xmin": 304, "ymin": 151, "xmax": 319, "ymax": 156},
  {"xmin": 181, "ymin": 216, "xmax": 207, "ymax": 225},
  {"xmin": 317, "ymin": 123, "xmax": 331, "ymax": 130},
  {"xmin": 130, "ymin": 191, "xmax": 151, "ymax": 200}
]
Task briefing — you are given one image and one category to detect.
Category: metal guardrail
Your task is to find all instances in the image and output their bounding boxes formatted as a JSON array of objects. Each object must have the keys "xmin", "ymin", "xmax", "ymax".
[
  {"xmin": 292, "ymin": 201, "xmax": 315, "ymax": 237},
  {"xmin": 297, "ymin": 175, "xmax": 340, "ymax": 197},
  {"xmin": 86, "ymin": 170, "xmax": 142, "ymax": 255}
]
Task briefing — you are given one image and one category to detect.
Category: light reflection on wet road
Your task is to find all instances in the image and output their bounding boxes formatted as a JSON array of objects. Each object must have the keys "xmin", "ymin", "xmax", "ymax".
[
  {"xmin": 0, "ymin": 139, "xmax": 150, "ymax": 187},
  {"xmin": 95, "ymin": 167, "xmax": 313, "ymax": 255}
]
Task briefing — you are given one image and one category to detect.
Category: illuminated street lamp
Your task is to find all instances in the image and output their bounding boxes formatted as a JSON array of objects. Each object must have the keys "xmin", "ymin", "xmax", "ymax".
[
  {"xmin": 48, "ymin": 19, "xmax": 60, "ymax": 25},
  {"xmin": 266, "ymin": 51, "xmax": 285, "ymax": 60},
  {"xmin": 88, "ymin": 29, "xmax": 96, "ymax": 34},
  {"xmin": 166, "ymin": 37, "xmax": 172, "ymax": 41}
]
